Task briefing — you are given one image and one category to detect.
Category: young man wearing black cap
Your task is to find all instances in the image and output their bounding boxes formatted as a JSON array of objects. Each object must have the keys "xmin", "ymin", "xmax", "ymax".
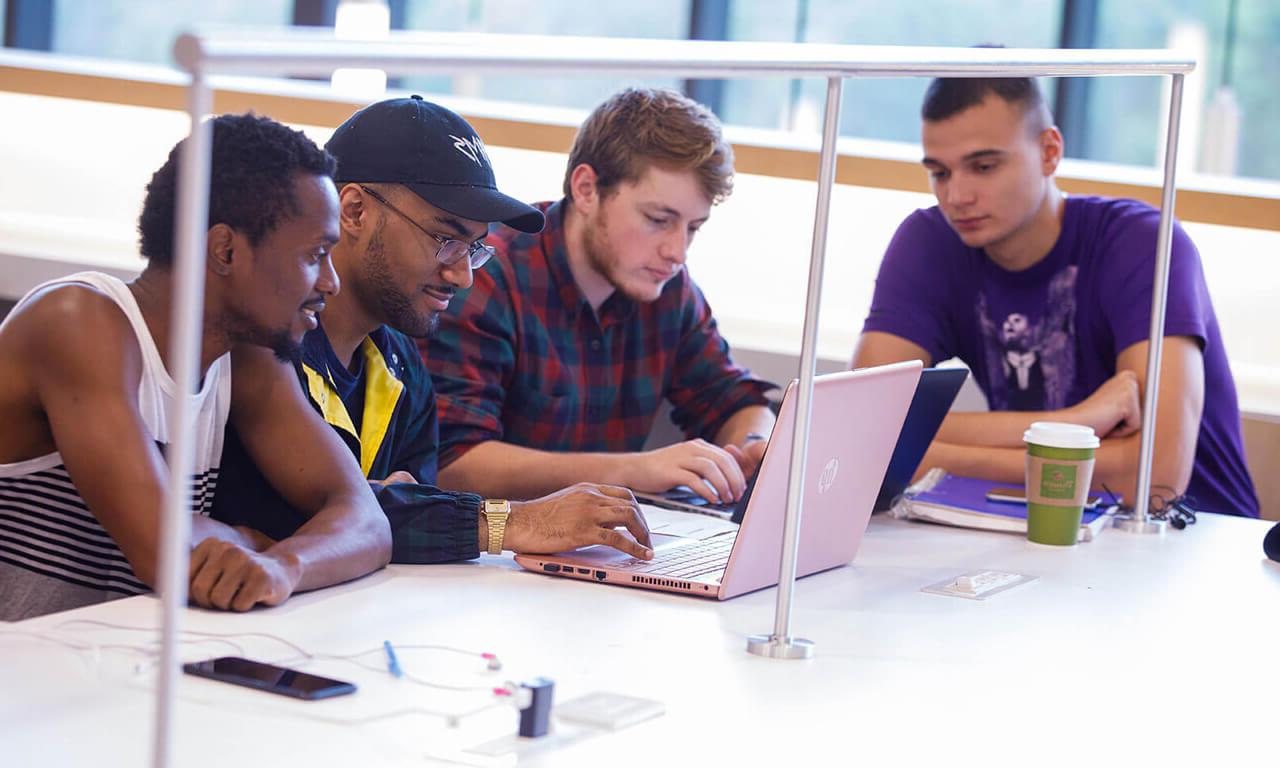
[{"xmin": 212, "ymin": 96, "xmax": 653, "ymax": 563}]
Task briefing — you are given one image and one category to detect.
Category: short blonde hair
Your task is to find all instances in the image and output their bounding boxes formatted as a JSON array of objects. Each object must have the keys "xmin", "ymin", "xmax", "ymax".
[{"xmin": 563, "ymin": 87, "xmax": 734, "ymax": 205}]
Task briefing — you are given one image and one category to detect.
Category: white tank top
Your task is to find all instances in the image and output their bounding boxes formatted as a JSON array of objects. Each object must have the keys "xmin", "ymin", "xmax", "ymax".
[{"xmin": 0, "ymin": 272, "xmax": 231, "ymax": 620}]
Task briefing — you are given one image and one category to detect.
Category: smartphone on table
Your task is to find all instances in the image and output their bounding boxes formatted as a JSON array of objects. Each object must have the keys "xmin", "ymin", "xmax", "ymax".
[
  {"xmin": 985, "ymin": 487, "xmax": 1103, "ymax": 511},
  {"xmin": 183, "ymin": 656, "xmax": 356, "ymax": 700}
]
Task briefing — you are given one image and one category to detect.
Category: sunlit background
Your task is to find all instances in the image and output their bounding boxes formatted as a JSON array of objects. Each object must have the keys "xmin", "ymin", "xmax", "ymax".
[{"xmin": 2, "ymin": 0, "xmax": 1276, "ymax": 512}]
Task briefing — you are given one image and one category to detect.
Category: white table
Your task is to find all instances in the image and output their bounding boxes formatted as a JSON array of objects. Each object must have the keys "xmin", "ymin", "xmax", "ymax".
[{"xmin": 4, "ymin": 514, "xmax": 1277, "ymax": 767}]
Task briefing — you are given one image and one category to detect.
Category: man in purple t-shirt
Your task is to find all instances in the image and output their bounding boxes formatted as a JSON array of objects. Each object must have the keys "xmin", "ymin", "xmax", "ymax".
[{"xmin": 855, "ymin": 76, "xmax": 1258, "ymax": 518}]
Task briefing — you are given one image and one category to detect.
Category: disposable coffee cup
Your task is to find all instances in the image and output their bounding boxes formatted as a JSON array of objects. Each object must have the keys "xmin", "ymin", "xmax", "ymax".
[{"xmin": 1022, "ymin": 422, "xmax": 1099, "ymax": 546}]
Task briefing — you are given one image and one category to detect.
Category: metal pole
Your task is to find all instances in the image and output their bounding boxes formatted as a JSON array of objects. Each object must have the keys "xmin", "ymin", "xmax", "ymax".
[
  {"xmin": 151, "ymin": 72, "xmax": 212, "ymax": 768},
  {"xmin": 747, "ymin": 75, "xmax": 843, "ymax": 660},
  {"xmin": 1115, "ymin": 72, "xmax": 1184, "ymax": 535},
  {"xmin": 174, "ymin": 33, "xmax": 1192, "ymax": 79}
]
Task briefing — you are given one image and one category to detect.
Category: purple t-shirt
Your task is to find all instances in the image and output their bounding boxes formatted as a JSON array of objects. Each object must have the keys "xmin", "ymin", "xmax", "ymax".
[{"xmin": 864, "ymin": 195, "xmax": 1258, "ymax": 518}]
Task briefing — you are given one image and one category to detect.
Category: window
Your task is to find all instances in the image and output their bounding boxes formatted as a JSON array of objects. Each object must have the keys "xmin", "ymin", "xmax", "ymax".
[
  {"xmin": 721, "ymin": 0, "xmax": 1062, "ymax": 140},
  {"xmin": 50, "ymin": 0, "xmax": 292, "ymax": 65},
  {"xmin": 1082, "ymin": 0, "xmax": 1277, "ymax": 179},
  {"xmin": 11, "ymin": 1, "xmax": 1280, "ymax": 181},
  {"xmin": 402, "ymin": 0, "xmax": 691, "ymax": 110}
]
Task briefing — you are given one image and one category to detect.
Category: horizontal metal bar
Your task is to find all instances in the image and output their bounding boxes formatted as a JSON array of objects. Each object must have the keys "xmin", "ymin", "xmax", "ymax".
[{"xmin": 174, "ymin": 30, "xmax": 1195, "ymax": 79}]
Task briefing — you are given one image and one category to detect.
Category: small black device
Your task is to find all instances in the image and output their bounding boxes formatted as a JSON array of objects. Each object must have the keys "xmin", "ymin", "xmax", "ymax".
[
  {"xmin": 1264, "ymin": 521, "xmax": 1280, "ymax": 562},
  {"xmin": 183, "ymin": 657, "xmax": 356, "ymax": 701},
  {"xmin": 985, "ymin": 486, "xmax": 1102, "ymax": 510},
  {"xmin": 1147, "ymin": 488, "xmax": 1199, "ymax": 530},
  {"xmin": 519, "ymin": 678, "xmax": 555, "ymax": 738}
]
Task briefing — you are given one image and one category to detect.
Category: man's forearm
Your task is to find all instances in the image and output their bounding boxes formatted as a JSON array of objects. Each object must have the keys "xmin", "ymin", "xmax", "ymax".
[
  {"xmin": 373, "ymin": 483, "xmax": 482, "ymax": 563},
  {"xmin": 190, "ymin": 515, "xmax": 272, "ymax": 552},
  {"xmin": 713, "ymin": 405, "xmax": 776, "ymax": 447},
  {"xmin": 922, "ymin": 436, "xmax": 1142, "ymax": 499},
  {"xmin": 128, "ymin": 515, "xmax": 269, "ymax": 588},
  {"xmin": 919, "ymin": 441, "xmax": 1024, "ymax": 485},
  {"xmin": 264, "ymin": 491, "xmax": 391, "ymax": 593},
  {"xmin": 439, "ymin": 441, "xmax": 626, "ymax": 499},
  {"xmin": 935, "ymin": 410, "xmax": 1070, "ymax": 449}
]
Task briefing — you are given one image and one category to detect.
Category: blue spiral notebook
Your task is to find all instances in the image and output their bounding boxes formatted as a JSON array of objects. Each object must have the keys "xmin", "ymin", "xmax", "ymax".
[{"xmin": 889, "ymin": 469, "xmax": 1116, "ymax": 542}]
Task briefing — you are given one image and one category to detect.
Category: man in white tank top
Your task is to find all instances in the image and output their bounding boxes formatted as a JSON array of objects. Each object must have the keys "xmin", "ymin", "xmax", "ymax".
[{"xmin": 0, "ymin": 113, "xmax": 391, "ymax": 621}]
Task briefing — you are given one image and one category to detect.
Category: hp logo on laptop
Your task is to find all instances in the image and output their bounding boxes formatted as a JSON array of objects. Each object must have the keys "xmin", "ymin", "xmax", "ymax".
[{"xmin": 817, "ymin": 458, "xmax": 839, "ymax": 494}]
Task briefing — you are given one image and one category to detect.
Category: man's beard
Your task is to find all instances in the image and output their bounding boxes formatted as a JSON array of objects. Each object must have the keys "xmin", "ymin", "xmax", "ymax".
[
  {"xmin": 356, "ymin": 221, "xmax": 440, "ymax": 338},
  {"xmin": 582, "ymin": 204, "xmax": 675, "ymax": 304},
  {"xmin": 265, "ymin": 331, "xmax": 303, "ymax": 363},
  {"xmin": 582, "ymin": 204, "xmax": 632, "ymax": 301},
  {"xmin": 219, "ymin": 316, "xmax": 302, "ymax": 364}
]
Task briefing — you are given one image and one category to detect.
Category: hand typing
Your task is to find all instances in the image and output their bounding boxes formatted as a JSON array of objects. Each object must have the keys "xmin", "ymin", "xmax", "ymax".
[
  {"xmin": 625, "ymin": 438, "xmax": 747, "ymax": 503},
  {"xmin": 503, "ymin": 483, "xmax": 653, "ymax": 560},
  {"xmin": 724, "ymin": 434, "xmax": 768, "ymax": 477}
]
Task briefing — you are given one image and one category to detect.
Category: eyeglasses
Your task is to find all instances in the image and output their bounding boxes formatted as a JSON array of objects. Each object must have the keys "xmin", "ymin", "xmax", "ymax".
[{"xmin": 357, "ymin": 184, "xmax": 495, "ymax": 269}]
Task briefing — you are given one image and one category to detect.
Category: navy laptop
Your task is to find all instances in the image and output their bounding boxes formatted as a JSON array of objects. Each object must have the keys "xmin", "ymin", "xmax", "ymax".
[{"xmin": 871, "ymin": 367, "xmax": 968, "ymax": 512}]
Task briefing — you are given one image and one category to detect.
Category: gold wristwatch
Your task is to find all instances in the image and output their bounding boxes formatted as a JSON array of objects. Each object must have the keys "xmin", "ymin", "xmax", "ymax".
[{"xmin": 482, "ymin": 499, "xmax": 511, "ymax": 555}]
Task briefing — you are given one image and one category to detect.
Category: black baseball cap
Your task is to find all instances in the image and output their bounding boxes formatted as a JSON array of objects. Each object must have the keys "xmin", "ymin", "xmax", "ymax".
[{"xmin": 326, "ymin": 95, "xmax": 544, "ymax": 234}]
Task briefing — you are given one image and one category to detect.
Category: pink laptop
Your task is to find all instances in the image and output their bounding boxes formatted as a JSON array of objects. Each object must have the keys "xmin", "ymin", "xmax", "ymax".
[{"xmin": 514, "ymin": 361, "xmax": 923, "ymax": 600}]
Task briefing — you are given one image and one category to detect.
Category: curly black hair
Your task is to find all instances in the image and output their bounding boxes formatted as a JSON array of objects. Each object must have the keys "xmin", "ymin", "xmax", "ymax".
[{"xmin": 138, "ymin": 113, "xmax": 336, "ymax": 265}]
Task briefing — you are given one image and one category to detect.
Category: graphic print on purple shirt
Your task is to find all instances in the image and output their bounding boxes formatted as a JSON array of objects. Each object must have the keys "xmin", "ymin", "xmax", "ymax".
[
  {"xmin": 862, "ymin": 195, "xmax": 1259, "ymax": 518},
  {"xmin": 976, "ymin": 265, "xmax": 1078, "ymax": 411}
]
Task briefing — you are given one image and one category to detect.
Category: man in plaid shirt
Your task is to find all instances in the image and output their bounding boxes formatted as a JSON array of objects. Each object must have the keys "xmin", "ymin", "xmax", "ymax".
[{"xmin": 424, "ymin": 88, "xmax": 778, "ymax": 504}]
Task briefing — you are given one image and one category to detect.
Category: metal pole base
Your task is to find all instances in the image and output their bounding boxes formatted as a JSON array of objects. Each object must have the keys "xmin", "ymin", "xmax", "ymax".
[
  {"xmin": 746, "ymin": 634, "xmax": 815, "ymax": 660},
  {"xmin": 1112, "ymin": 515, "xmax": 1167, "ymax": 535}
]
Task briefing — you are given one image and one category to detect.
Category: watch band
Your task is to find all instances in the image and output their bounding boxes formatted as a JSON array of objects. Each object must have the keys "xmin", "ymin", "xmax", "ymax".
[{"xmin": 483, "ymin": 499, "xmax": 511, "ymax": 555}]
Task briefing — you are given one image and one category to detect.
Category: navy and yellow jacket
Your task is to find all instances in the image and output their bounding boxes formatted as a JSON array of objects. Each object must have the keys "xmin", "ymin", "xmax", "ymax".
[{"xmin": 211, "ymin": 324, "xmax": 482, "ymax": 563}]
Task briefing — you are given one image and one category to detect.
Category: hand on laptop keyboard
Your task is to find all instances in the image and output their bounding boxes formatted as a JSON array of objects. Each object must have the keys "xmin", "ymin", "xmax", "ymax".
[
  {"xmin": 620, "ymin": 439, "xmax": 747, "ymax": 504},
  {"xmin": 724, "ymin": 435, "xmax": 768, "ymax": 477},
  {"xmin": 504, "ymin": 483, "xmax": 654, "ymax": 560},
  {"xmin": 612, "ymin": 536, "xmax": 734, "ymax": 579}
]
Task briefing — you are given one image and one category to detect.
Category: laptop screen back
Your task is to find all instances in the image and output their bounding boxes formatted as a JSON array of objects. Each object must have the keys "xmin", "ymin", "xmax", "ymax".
[
  {"xmin": 719, "ymin": 361, "xmax": 922, "ymax": 599},
  {"xmin": 872, "ymin": 367, "xmax": 968, "ymax": 512}
]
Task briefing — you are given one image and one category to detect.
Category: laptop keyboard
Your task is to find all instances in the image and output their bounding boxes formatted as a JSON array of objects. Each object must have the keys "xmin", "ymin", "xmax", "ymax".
[{"xmin": 612, "ymin": 534, "xmax": 736, "ymax": 579}]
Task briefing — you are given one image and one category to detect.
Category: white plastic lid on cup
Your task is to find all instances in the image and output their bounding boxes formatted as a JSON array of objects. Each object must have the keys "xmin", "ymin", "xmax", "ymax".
[{"xmin": 1023, "ymin": 421, "xmax": 1100, "ymax": 449}]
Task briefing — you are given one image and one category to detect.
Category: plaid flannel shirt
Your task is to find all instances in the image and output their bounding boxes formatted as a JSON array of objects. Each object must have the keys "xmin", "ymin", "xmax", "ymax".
[{"xmin": 421, "ymin": 199, "xmax": 777, "ymax": 467}]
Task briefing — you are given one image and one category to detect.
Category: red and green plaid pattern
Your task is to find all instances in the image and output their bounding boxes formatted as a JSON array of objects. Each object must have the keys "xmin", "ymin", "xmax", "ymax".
[{"xmin": 421, "ymin": 200, "xmax": 776, "ymax": 468}]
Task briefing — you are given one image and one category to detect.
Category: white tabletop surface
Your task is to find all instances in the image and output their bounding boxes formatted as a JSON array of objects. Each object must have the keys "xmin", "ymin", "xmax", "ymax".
[{"xmin": 4, "ymin": 513, "xmax": 1277, "ymax": 767}]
